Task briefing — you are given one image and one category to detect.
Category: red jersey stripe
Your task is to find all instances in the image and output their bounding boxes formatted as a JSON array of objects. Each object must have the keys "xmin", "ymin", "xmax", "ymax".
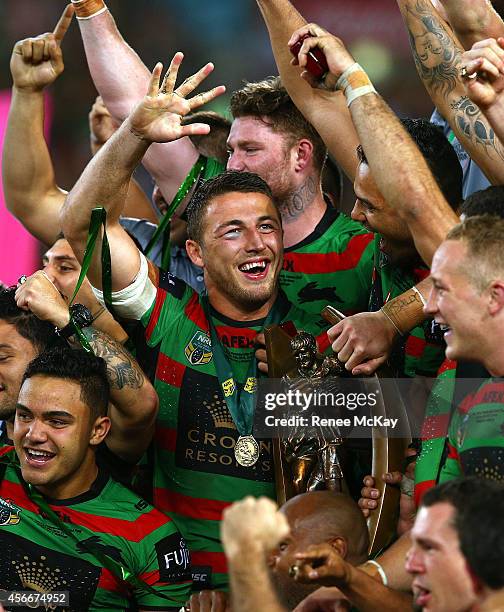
[
  {"xmin": 414, "ymin": 479, "xmax": 436, "ymax": 507},
  {"xmin": 185, "ymin": 293, "xmax": 208, "ymax": 330},
  {"xmin": 146, "ymin": 288, "xmax": 168, "ymax": 341},
  {"xmin": 154, "ymin": 488, "xmax": 232, "ymax": 521},
  {"xmin": 283, "ymin": 234, "xmax": 374, "ymax": 274},
  {"xmin": 421, "ymin": 414, "xmax": 451, "ymax": 439},
  {"xmin": 405, "ymin": 335, "xmax": 427, "ymax": 359},
  {"xmin": 191, "ymin": 551, "xmax": 228, "ymax": 575},
  {"xmin": 447, "ymin": 442, "xmax": 460, "ymax": 461},
  {"xmin": 155, "ymin": 426, "xmax": 177, "ymax": 452},
  {"xmin": 156, "ymin": 353, "xmax": 186, "ymax": 388}
]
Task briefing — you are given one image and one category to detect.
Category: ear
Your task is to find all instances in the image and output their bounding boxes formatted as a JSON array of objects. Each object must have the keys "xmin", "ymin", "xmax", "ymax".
[
  {"xmin": 329, "ymin": 536, "xmax": 348, "ymax": 559},
  {"xmin": 293, "ymin": 139, "xmax": 314, "ymax": 173},
  {"xmin": 488, "ymin": 280, "xmax": 504, "ymax": 316},
  {"xmin": 89, "ymin": 416, "xmax": 111, "ymax": 447},
  {"xmin": 186, "ymin": 239, "xmax": 204, "ymax": 268}
]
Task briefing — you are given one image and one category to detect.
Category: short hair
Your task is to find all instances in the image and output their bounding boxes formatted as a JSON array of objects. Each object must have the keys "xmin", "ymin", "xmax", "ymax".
[
  {"xmin": 230, "ymin": 76, "xmax": 327, "ymax": 172},
  {"xmin": 186, "ymin": 170, "xmax": 275, "ymax": 244},
  {"xmin": 291, "ymin": 331, "xmax": 317, "ymax": 354},
  {"xmin": 422, "ymin": 478, "xmax": 504, "ymax": 589},
  {"xmin": 182, "ymin": 111, "xmax": 231, "ymax": 165},
  {"xmin": 0, "ymin": 288, "xmax": 61, "ymax": 354},
  {"xmin": 446, "ymin": 215, "xmax": 504, "ymax": 292},
  {"xmin": 22, "ymin": 347, "xmax": 109, "ymax": 420},
  {"xmin": 357, "ymin": 118, "xmax": 462, "ymax": 210},
  {"xmin": 460, "ymin": 185, "xmax": 504, "ymax": 219}
]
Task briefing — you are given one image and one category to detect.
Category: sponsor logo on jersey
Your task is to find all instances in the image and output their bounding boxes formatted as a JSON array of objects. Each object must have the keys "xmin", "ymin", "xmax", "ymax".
[
  {"xmin": 222, "ymin": 378, "xmax": 236, "ymax": 397},
  {"xmin": 0, "ymin": 498, "xmax": 21, "ymax": 526},
  {"xmin": 185, "ymin": 331, "xmax": 213, "ymax": 366},
  {"xmin": 156, "ymin": 533, "xmax": 192, "ymax": 582}
]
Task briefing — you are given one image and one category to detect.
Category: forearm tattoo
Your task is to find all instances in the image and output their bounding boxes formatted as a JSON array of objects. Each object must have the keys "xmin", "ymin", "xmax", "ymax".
[
  {"xmin": 403, "ymin": 0, "xmax": 504, "ymax": 162},
  {"xmin": 82, "ymin": 327, "xmax": 144, "ymax": 390}
]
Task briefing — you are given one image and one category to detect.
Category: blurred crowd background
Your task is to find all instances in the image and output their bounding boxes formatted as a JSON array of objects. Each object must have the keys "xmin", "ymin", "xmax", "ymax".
[{"xmin": 0, "ymin": 0, "xmax": 435, "ymax": 277}]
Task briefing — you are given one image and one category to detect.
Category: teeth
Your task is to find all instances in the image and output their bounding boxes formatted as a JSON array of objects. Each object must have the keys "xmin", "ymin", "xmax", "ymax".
[
  {"xmin": 27, "ymin": 449, "xmax": 53, "ymax": 457},
  {"xmin": 240, "ymin": 261, "xmax": 267, "ymax": 272}
]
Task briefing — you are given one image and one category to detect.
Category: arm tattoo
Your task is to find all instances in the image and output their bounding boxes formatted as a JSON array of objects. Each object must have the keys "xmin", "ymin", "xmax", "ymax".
[
  {"xmin": 404, "ymin": 0, "xmax": 463, "ymax": 98},
  {"xmin": 82, "ymin": 327, "xmax": 144, "ymax": 390}
]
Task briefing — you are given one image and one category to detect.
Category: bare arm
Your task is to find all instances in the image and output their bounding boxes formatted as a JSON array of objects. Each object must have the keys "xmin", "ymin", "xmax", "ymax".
[
  {"xmin": 76, "ymin": 6, "xmax": 202, "ymax": 201},
  {"xmin": 15, "ymin": 271, "xmax": 157, "ymax": 463},
  {"xmin": 255, "ymin": 0, "xmax": 360, "ymax": 181},
  {"xmin": 2, "ymin": 7, "xmax": 73, "ymax": 246},
  {"xmin": 437, "ymin": 0, "xmax": 504, "ymax": 49},
  {"xmin": 61, "ymin": 55, "xmax": 224, "ymax": 293},
  {"xmin": 398, "ymin": 0, "xmax": 504, "ymax": 185}
]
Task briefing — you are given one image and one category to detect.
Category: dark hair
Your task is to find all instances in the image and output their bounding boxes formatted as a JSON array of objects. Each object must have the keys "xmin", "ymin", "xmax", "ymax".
[
  {"xmin": 291, "ymin": 331, "xmax": 317, "ymax": 354},
  {"xmin": 357, "ymin": 118, "xmax": 462, "ymax": 210},
  {"xmin": 230, "ymin": 76, "xmax": 327, "ymax": 172},
  {"xmin": 186, "ymin": 170, "xmax": 276, "ymax": 244},
  {"xmin": 422, "ymin": 478, "xmax": 504, "ymax": 589},
  {"xmin": 0, "ymin": 288, "xmax": 61, "ymax": 354},
  {"xmin": 460, "ymin": 185, "xmax": 504, "ymax": 219},
  {"xmin": 22, "ymin": 347, "xmax": 110, "ymax": 420},
  {"xmin": 182, "ymin": 111, "xmax": 231, "ymax": 164}
]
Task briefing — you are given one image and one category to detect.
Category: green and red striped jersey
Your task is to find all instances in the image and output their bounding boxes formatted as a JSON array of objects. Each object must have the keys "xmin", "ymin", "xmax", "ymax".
[
  {"xmin": 140, "ymin": 273, "xmax": 328, "ymax": 590},
  {"xmin": 369, "ymin": 235, "xmax": 445, "ymax": 378},
  {"xmin": 440, "ymin": 378, "xmax": 504, "ymax": 483},
  {"xmin": 0, "ymin": 448, "xmax": 191, "ymax": 611},
  {"xmin": 280, "ymin": 207, "xmax": 374, "ymax": 315}
]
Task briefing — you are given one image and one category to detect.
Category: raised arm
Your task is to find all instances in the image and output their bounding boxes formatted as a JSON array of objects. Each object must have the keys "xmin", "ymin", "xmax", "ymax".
[
  {"xmin": 290, "ymin": 23, "xmax": 458, "ymax": 266},
  {"xmin": 15, "ymin": 271, "xmax": 158, "ymax": 463},
  {"xmin": 436, "ymin": 0, "xmax": 504, "ymax": 49},
  {"xmin": 73, "ymin": 0, "xmax": 206, "ymax": 201},
  {"xmin": 60, "ymin": 54, "xmax": 224, "ymax": 295},
  {"xmin": 255, "ymin": 0, "xmax": 360, "ymax": 181},
  {"xmin": 2, "ymin": 6, "xmax": 73, "ymax": 246},
  {"xmin": 397, "ymin": 0, "xmax": 504, "ymax": 185}
]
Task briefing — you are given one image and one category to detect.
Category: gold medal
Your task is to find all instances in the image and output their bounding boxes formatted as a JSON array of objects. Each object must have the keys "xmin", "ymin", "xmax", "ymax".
[{"xmin": 234, "ymin": 435, "xmax": 260, "ymax": 467}]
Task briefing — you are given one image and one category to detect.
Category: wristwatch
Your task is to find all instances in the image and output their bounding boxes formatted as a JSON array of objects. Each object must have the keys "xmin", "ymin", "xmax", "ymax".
[{"xmin": 56, "ymin": 303, "xmax": 93, "ymax": 340}]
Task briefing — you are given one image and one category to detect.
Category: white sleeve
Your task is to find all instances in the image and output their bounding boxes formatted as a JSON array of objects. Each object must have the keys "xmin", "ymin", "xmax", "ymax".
[{"xmin": 91, "ymin": 252, "xmax": 157, "ymax": 320}]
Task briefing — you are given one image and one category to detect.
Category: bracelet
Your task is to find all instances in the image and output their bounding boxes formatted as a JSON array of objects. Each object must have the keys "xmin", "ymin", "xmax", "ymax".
[
  {"xmin": 335, "ymin": 63, "xmax": 377, "ymax": 107},
  {"xmin": 363, "ymin": 560, "xmax": 388, "ymax": 586},
  {"xmin": 380, "ymin": 307, "xmax": 403, "ymax": 337},
  {"xmin": 412, "ymin": 285, "xmax": 427, "ymax": 307},
  {"xmin": 72, "ymin": 0, "xmax": 107, "ymax": 19}
]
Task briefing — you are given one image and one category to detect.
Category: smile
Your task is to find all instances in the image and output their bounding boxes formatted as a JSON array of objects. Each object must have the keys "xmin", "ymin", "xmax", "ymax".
[
  {"xmin": 24, "ymin": 448, "xmax": 56, "ymax": 466},
  {"xmin": 238, "ymin": 259, "xmax": 270, "ymax": 279}
]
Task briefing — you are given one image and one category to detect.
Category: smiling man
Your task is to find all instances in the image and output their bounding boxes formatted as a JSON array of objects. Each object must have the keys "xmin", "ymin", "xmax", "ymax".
[
  {"xmin": 0, "ymin": 347, "xmax": 191, "ymax": 611},
  {"xmin": 60, "ymin": 57, "xmax": 327, "ymax": 591}
]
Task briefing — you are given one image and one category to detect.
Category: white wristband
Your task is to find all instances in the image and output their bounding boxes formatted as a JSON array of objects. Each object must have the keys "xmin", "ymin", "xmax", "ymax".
[
  {"xmin": 335, "ymin": 62, "xmax": 377, "ymax": 107},
  {"xmin": 412, "ymin": 285, "xmax": 427, "ymax": 306},
  {"xmin": 364, "ymin": 559, "xmax": 388, "ymax": 586}
]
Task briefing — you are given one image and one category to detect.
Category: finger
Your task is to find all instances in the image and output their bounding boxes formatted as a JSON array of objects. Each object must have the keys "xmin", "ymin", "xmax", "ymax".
[
  {"xmin": 345, "ymin": 345, "xmax": 371, "ymax": 371},
  {"xmin": 287, "ymin": 22, "xmax": 327, "ymax": 47},
  {"xmin": 336, "ymin": 337, "xmax": 355, "ymax": 364},
  {"xmin": 352, "ymin": 355, "xmax": 386, "ymax": 376},
  {"xmin": 361, "ymin": 508, "xmax": 370, "ymax": 518},
  {"xmin": 32, "ymin": 38, "xmax": 46, "ymax": 64},
  {"xmin": 161, "ymin": 52, "xmax": 184, "ymax": 95},
  {"xmin": 498, "ymin": 37, "xmax": 504, "ymax": 50},
  {"xmin": 363, "ymin": 475, "xmax": 375, "ymax": 487},
  {"xmin": 21, "ymin": 39, "xmax": 34, "ymax": 62},
  {"xmin": 383, "ymin": 471, "xmax": 403, "ymax": 484},
  {"xmin": 48, "ymin": 39, "xmax": 64, "ymax": 72},
  {"xmin": 358, "ymin": 497, "xmax": 377, "ymax": 510},
  {"xmin": 188, "ymin": 85, "xmax": 226, "ymax": 111},
  {"xmin": 255, "ymin": 332, "xmax": 266, "ymax": 347},
  {"xmin": 360, "ymin": 485, "xmax": 381, "ymax": 500},
  {"xmin": 298, "ymin": 35, "xmax": 325, "ymax": 68},
  {"xmin": 327, "ymin": 320, "xmax": 345, "ymax": 343},
  {"xmin": 179, "ymin": 123, "xmax": 211, "ymax": 138},
  {"xmin": 258, "ymin": 361, "xmax": 269, "ymax": 375},
  {"xmin": 53, "ymin": 4, "xmax": 75, "ymax": 45},
  {"xmin": 148, "ymin": 62, "xmax": 164, "ymax": 97},
  {"xmin": 176, "ymin": 62, "xmax": 214, "ymax": 98}
]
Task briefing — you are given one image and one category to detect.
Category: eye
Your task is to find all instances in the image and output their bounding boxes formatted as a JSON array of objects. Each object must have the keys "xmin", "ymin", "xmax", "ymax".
[
  {"xmin": 245, "ymin": 148, "xmax": 259, "ymax": 155},
  {"xmin": 16, "ymin": 412, "xmax": 31, "ymax": 421},
  {"xmin": 224, "ymin": 228, "xmax": 241, "ymax": 237},
  {"xmin": 278, "ymin": 541, "xmax": 290, "ymax": 552},
  {"xmin": 49, "ymin": 419, "xmax": 67, "ymax": 427},
  {"xmin": 59, "ymin": 265, "xmax": 75, "ymax": 273},
  {"xmin": 259, "ymin": 223, "xmax": 275, "ymax": 232}
]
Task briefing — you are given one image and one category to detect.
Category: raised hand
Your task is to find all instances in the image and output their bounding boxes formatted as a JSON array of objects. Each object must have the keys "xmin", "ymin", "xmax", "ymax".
[
  {"xmin": 288, "ymin": 23, "xmax": 356, "ymax": 90},
  {"xmin": 14, "ymin": 270, "xmax": 70, "ymax": 329},
  {"xmin": 292, "ymin": 544, "xmax": 352, "ymax": 588},
  {"xmin": 128, "ymin": 53, "xmax": 226, "ymax": 144},
  {"xmin": 461, "ymin": 37, "xmax": 504, "ymax": 109},
  {"xmin": 89, "ymin": 96, "xmax": 120, "ymax": 154},
  {"xmin": 10, "ymin": 4, "xmax": 74, "ymax": 92}
]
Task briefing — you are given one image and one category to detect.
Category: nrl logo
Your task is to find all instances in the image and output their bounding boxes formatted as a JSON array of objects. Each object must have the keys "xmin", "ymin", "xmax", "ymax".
[
  {"xmin": 0, "ymin": 498, "xmax": 21, "ymax": 525},
  {"xmin": 185, "ymin": 331, "xmax": 213, "ymax": 366}
]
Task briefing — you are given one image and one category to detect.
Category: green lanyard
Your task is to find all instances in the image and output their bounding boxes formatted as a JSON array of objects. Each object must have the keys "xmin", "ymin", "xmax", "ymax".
[
  {"xmin": 0, "ymin": 452, "xmax": 183, "ymax": 603},
  {"xmin": 200, "ymin": 294, "xmax": 284, "ymax": 436},
  {"xmin": 67, "ymin": 207, "xmax": 113, "ymax": 353},
  {"xmin": 144, "ymin": 155, "xmax": 207, "ymax": 270}
]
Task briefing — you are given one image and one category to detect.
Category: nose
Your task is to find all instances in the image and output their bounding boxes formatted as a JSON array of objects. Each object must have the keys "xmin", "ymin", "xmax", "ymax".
[
  {"xmin": 423, "ymin": 285, "xmax": 438, "ymax": 317},
  {"xmin": 351, "ymin": 200, "xmax": 366, "ymax": 224},
  {"xmin": 42, "ymin": 263, "xmax": 57, "ymax": 285},
  {"xmin": 245, "ymin": 228, "xmax": 266, "ymax": 252},
  {"xmin": 405, "ymin": 546, "xmax": 424, "ymax": 575},
  {"xmin": 25, "ymin": 419, "xmax": 49, "ymax": 444},
  {"xmin": 226, "ymin": 151, "xmax": 245, "ymax": 172}
]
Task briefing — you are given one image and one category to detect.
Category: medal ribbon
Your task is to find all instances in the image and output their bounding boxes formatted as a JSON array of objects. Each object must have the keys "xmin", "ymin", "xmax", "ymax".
[
  {"xmin": 200, "ymin": 294, "xmax": 284, "ymax": 436},
  {"xmin": 144, "ymin": 155, "xmax": 207, "ymax": 270}
]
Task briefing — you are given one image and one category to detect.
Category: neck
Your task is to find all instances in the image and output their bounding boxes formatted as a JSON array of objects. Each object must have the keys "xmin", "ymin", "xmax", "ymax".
[
  {"xmin": 207, "ymin": 288, "xmax": 279, "ymax": 322},
  {"xmin": 482, "ymin": 332, "xmax": 504, "ymax": 377},
  {"xmin": 37, "ymin": 454, "xmax": 99, "ymax": 501},
  {"xmin": 278, "ymin": 177, "xmax": 327, "ymax": 248}
]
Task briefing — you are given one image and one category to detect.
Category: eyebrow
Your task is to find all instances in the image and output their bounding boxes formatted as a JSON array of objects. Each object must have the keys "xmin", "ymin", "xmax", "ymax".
[
  {"xmin": 42, "ymin": 255, "xmax": 77, "ymax": 263},
  {"xmin": 215, "ymin": 215, "xmax": 279, "ymax": 232},
  {"xmin": 16, "ymin": 404, "xmax": 74, "ymax": 419}
]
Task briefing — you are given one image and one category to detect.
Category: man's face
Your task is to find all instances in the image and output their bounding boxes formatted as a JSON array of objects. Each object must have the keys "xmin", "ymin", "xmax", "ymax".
[
  {"xmin": 226, "ymin": 117, "xmax": 297, "ymax": 202},
  {"xmin": 14, "ymin": 376, "xmax": 101, "ymax": 499},
  {"xmin": 0, "ymin": 321, "xmax": 38, "ymax": 420},
  {"xmin": 425, "ymin": 241, "xmax": 487, "ymax": 362},
  {"xmin": 42, "ymin": 238, "xmax": 81, "ymax": 300},
  {"xmin": 191, "ymin": 191, "xmax": 283, "ymax": 312},
  {"xmin": 406, "ymin": 503, "xmax": 476, "ymax": 612},
  {"xmin": 352, "ymin": 163, "xmax": 416, "ymax": 265},
  {"xmin": 296, "ymin": 347, "xmax": 315, "ymax": 371}
]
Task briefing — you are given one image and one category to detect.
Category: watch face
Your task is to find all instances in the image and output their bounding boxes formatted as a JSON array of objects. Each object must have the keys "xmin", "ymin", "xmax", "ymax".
[{"xmin": 71, "ymin": 303, "xmax": 94, "ymax": 328}]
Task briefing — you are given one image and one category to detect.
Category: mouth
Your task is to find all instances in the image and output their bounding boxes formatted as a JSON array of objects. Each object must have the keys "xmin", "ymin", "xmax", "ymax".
[
  {"xmin": 436, "ymin": 321, "xmax": 452, "ymax": 340},
  {"xmin": 24, "ymin": 448, "xmax": 56, "ymax": 467},
  {"xmin": 413, "ymin": 585, "xmax": 432, "ymax": 608},
  {"xmin": 238, "ymin": 259, "xmax": 270, "ymax": 281}
]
